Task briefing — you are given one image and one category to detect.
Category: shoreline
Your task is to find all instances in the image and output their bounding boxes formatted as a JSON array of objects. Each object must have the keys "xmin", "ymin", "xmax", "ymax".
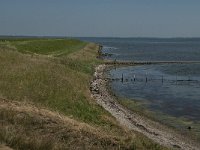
[{"xmin": 90, "ymin": 64, "xmax": 200, "ymax": 150}]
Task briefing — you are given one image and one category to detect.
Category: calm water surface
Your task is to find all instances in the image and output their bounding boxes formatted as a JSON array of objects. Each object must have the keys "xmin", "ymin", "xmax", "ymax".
[
  {"xmin": 80, "ymin": 37, "xmax": 200, "ymax": 137},
  {"xmin": 80, "ymin": 37, "xmax": 200, "ymax": 61}
]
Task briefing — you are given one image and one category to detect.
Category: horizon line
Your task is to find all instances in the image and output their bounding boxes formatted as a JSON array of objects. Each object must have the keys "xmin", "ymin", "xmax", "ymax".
[{"xmin": 1, "ymin": 35, "xmax": 200, "ymax": 39}]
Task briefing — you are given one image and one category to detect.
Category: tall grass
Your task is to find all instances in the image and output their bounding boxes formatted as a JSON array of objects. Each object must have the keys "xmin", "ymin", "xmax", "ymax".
[
  {"xmin": 0, "ymin": 38, "xmax": 167, "ymax": 149},
  {"xmin": 0, "ymin": 43, "xmax": 106, "ymax": 126}
]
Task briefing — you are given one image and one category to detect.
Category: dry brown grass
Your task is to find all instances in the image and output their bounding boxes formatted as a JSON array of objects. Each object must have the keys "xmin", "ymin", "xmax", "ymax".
[
  {"xmin": 0, "ymin": 98, "xmax": 137, "ymax": 150},
  {"xmin": 0, "ymin": 144, "xmax": 13, "ymax": 150}
]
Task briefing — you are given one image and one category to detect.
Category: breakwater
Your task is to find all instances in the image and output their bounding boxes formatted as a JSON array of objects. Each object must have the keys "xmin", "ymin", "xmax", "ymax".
[{"xmin": 105, "ymin": 60, "xmax": 200, "ymax": 65}]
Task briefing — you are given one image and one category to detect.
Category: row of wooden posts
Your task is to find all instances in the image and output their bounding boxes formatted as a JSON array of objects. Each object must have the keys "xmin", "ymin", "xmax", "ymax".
[
  {"xmin": 120, "ymin": 74, "xmax": 164, "ymax": 83},
  {"xmin": 98, "ymin": 45, "xmax": 199, "ymax": 84},
  {"xmin": 118, "ymin": 74, "xmax": 195, "ymax": 84}
]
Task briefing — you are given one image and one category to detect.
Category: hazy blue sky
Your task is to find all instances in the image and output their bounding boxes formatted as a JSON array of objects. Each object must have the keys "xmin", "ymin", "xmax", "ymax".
[{"xmin": 0, "ymin": 0, "xmax": 200, "ymax": 37}]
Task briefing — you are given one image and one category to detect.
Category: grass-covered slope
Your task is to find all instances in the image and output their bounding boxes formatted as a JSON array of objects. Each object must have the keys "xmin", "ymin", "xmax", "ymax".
[
  {"xmin": 0, "ymin": 38, "xmax": 87, "ymax": 56},
  {"xmin": 0, "ymin": 38, "xmax": 167, "ymax": 149},
  {"xmin": 0, "ymin": 39, "xmax": 111, "ymax": 126}
]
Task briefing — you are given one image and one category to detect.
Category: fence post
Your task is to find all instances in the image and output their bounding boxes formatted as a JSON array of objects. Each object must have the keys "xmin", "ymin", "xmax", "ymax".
[{"xmin": 145, "ymin": 73, "xmax": 148, "ymax": 83}]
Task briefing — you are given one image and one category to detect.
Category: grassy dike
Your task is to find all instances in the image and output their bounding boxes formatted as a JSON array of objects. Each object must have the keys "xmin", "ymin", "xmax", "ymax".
[{"xmin": 0, "ymin": 38, "xmax": 167, "ymax": 149}]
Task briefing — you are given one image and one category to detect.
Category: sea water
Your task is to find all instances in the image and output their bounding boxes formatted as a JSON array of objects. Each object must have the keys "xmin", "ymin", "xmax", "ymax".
[{"xmin": 80, "ymin": 37, "xmax": 200, "ymax": 138}]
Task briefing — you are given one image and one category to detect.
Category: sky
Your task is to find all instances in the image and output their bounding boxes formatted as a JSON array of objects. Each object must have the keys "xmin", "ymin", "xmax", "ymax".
[{"xmin": 0, "ymin": 0, "xmax": 200, "ymax": 37}]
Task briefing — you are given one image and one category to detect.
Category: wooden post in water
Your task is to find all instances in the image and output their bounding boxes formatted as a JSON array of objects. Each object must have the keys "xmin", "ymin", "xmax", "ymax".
[
  {"xmin": 114, "ymin": 59, "xmax": 117, "ymax": 64},
  {"xmin": 188, "ymin": 75, "xmax": 191, "ymax": 85},
  {"xmin": 134, "ymin": 74, "xmax": 136, "ymax": 81},
  {"xmin": 145, "ymin": 73, "xmax": 148, "ymax": 83},
  {"xmin": 121, "ymin": 73, "xmax": 124, "ymax": 83},
  {"xmin": 114, "ymin": 59, "xmax": 117, "ymax": 70}
]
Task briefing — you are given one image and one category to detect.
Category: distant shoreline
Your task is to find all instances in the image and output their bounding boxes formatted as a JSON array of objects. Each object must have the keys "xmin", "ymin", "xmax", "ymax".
[{"xmin": 1, "ymin": 35, "xmax": 200, "ymax": 39}]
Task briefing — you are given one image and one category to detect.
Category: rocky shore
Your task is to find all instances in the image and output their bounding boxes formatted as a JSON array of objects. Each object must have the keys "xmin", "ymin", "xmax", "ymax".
[{"xmin": 90, "ymin": 64, "xmax": 200, "ymax": 150}]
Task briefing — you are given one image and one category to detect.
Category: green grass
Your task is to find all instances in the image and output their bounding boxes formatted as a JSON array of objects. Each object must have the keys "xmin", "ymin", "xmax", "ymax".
[
  {"xmin": 0, "ymin": 38, "xmax": 87, "ymax": 56},
  {"xmin": 0, "ymin": 38, "xmax": 167, "ymax": 149},
  {"xmin": 0, "ymin": 40, "xmax": 105, "ymax": 126}
]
